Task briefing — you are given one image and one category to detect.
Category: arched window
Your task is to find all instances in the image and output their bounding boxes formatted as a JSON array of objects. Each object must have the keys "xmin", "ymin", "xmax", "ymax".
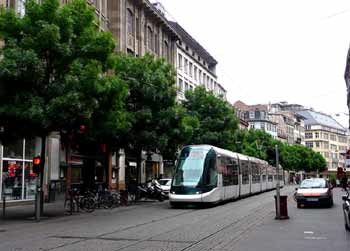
[{"xmin": 127, "ymin": 9, "xmax": 134, "ymax": 35}]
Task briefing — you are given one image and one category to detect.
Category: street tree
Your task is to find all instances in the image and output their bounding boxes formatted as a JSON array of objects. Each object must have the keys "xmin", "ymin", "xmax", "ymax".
[
  {"xmin": 0, "ymin": 0, "xmax": 128, "ymax": 189},
  {"xmin": 113, "ymin": 53, "xmax": 191, "ymax": 182},
  {"xmin": 183, "ymin": 86, "xmax": 239, "ymax": 149}
]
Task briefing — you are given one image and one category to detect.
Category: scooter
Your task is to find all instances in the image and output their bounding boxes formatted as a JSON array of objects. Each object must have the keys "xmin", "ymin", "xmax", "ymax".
[
  {"xmin": 342, "ymin": 187, "xmax": 350, "ymax": 231},
  {"xmin": 137, "ymin": 179, "xmax": 166, "ymax": 201}
]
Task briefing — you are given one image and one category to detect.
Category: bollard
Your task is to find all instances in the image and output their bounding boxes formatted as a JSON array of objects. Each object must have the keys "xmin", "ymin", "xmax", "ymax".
[
  {"xmin": 2, "ymin": 196, "xmax": 5, "ymax": 218},
  {"xmin": 274, "ymin": 195, "xmax": 289, "ymax": 220}
]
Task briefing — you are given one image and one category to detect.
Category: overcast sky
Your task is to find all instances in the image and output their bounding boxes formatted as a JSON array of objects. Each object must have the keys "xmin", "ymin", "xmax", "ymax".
[{"xmin": 155, "ymin": 0, "xmax": 350, "ymax": 128}]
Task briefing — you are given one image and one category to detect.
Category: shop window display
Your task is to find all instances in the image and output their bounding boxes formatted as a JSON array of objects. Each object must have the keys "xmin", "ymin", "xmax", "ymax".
[
  {"xmin": 2, "ymin": 160, "xmax": 23, "ymax": 200},
  {"xmin": 1, "ymin": 138, "xmax": 38, "ymax": 201}
]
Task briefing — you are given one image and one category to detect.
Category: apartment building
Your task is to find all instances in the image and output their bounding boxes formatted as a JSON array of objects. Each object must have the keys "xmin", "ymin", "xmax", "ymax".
[
  {"xmin": 167, "ymin": 21, "xmax": 226, "ymax": 101},
  {"xmin": 269, "ymin": 102, "xmax": 305, "ymax": 145},
  {"xmin": 298, "ymin": 109, "xmax": 349, "ymax": 174},
  {"xmin": 233, "ymin": 101, "xmax": 277, "ymax": 138}
]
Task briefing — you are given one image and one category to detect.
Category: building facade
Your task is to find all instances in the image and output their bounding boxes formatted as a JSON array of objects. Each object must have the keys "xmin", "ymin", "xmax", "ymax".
[
  {"xmin": 233, "ymin": 101, "xmax": 277, "ymax": 138},
  {"xmin": 269, "ymin": 102, "xmax": 305, "ymax": 145},
  {"xmin": 298, "ymin": 109, "xmax": 349, "ymax": 174},
  {"xmin": 107, "ymin": 0, "xmax": 178, "ymax": 66},
  {"xmin": 167, "ymin": 21, "xmax": 226, "ymax": 101}
]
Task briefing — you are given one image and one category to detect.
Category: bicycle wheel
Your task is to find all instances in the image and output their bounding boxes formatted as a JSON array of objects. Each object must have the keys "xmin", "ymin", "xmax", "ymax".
[
  {"xmin": 111, "ymin": 194, "xmax": 120, "ymax": 208},
  {"xmin": 64, "ymin": 198, "xmax": 77, "ymax": 213},
  {"xmin": 81, "ymin": 197, "xmax": 95, "ymax": 213}
]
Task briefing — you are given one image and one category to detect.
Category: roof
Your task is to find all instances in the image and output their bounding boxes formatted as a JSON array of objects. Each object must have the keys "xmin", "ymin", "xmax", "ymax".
[
  {"xmin": 168, "ymin": 21, "xmax": 217, "ymax": 66},
  {"xmin": 297, "ymin": 110, "xmax": 346, "ymax": 131},
  {"xmin": 233, "ymin": 100, "xmax": 268, "ymax": 112}
]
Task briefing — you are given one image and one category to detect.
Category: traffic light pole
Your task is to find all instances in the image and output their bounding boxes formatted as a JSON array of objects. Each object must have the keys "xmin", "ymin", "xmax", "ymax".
[{"xmin": 35, "ymin": 172, "xmax": 41, "ymax": 222}]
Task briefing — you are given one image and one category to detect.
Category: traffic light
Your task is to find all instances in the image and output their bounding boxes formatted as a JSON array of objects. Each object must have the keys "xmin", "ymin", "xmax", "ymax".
[{"xmin": 32, "ymin": 156, "xmax": 42, "ymax": 174}]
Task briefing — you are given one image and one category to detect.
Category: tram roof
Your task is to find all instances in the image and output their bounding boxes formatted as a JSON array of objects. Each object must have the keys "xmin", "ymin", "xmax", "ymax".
[{"xmin": 185, "ymin": 145, "xmax": 271, "ymax": 166}]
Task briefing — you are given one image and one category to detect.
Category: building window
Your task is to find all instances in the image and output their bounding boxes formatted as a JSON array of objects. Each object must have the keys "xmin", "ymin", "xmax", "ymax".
[
  {"xmin": 154, "ymin": 33, "xmax": 159, "ymax": 54},
  {"xmin": 163, "ymin": 40, "xmax": 169, "ymax": 61},
  {"xmin": 127, "ymin": 9, "xmax": 134, "ymax": 35},
  {"xmin": 315, "ymin": 142, "xmax": 320, "ymax": 148},
  {"xmin": 147, "ymin": 26, "xmax": 153, "ymax": 51},
  {"xmin": 178, "ymin": 78, "xmax": 183, "ymax": 92},
  {"xmin": 305, "ymin": 132, "xmax": 313, "ymax": 139},
  {"xmin": 306, "ymin": 142, "xmax": 313, "ymax": 148},
  {"xmin": 330, "ymin": 134, "xmax": 336, "ymax": 141},
  {"xmin": 184, "ymin": 58, "xmax": 188, "ymax": 74},
  {"xmin": 185, "ymin": 82, "xmax": 189, "ymax": 91},
  {"xmin": 178, "ymin": 54, "xmax": 183, "ymax": 71},
  {"xmin": 189, "ymin": 62, "xmax": 193, "ymax": 77},
  {"xmin": 315, "ymin": 132, "xmax": 319, "ymax": 138},
  {"xmin": 136, "ymin": 17, "xmax": 140, "ymax": 40},
  {"xmin": 1, "ymin": 138, "xmax": 38, "ymax": 201},
  {"xmin": 249, "ymin": 111, "xmax": 254, "ymax": 119},
  {"xmin": 198, "ymin": 70, "xmax": 202, "ymax": 84},
  {"xmin": 194, "ymin": 66, "xmax": 197, "ymax": 81}
]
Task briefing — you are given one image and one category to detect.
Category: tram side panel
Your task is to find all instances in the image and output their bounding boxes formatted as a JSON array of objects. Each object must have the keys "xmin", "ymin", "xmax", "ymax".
[{"xmin": 239, "ymin": 156, "xmax": 250, "ymax": 197}]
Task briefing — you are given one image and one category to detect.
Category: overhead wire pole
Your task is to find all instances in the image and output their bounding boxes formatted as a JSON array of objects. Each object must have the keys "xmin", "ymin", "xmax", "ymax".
[{"xmin": 275, "ymin": 144, "xmax": 281, "ymax": 219}]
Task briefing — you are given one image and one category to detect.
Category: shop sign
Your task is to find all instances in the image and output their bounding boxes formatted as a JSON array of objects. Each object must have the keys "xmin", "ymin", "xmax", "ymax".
[
  {"xmin": 128, "ymin": 162, "xmax": 137, "ymax": 167},
  {"xmin": 68, "ymin": 156, "xmax": 83, "ymax": 165}
]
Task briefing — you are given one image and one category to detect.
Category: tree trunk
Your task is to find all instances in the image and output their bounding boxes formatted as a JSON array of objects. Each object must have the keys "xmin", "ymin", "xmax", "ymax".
[{"xmin": 136, "ymin": 147, "xmax": 142, "ymax": 185}]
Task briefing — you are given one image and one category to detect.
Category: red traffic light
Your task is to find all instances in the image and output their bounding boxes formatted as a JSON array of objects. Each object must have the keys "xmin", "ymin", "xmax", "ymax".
[{"xmin": 33, "ymin": 156, "xmax": 41, "ymax": 165}]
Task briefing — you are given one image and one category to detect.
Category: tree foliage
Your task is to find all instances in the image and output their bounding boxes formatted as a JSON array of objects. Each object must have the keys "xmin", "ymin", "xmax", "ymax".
[
  {"xmin": 113, "ymin": 53, "xmax": 191, "ymax": 158},
  {"xmin": 183, "ymin": 86, "xmax": 239, "ymax": 149},
  {"xmin": 0, "ymin": 0, "xmax": 128, "ymax": 146},
  {"xmin": 234, "ymin": 129, "xmax": 327, "ymax": 172}
]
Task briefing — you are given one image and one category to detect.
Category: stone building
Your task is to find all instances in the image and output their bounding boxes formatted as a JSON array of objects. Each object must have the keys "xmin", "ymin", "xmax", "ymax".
[
  {"xmin": 298, "ymin": 109, "xmax": 349, "ymax": 175},
  {"xmin": 107, "ymin": 0, "xmax": 178, "ymax": 66},
  {"xmin": 167, "ymin": 20, "xmax": 226, "ymax": 101},
  {"xmin": 233, "ymin": 101, "xmax": 277, "ymax": 139}
]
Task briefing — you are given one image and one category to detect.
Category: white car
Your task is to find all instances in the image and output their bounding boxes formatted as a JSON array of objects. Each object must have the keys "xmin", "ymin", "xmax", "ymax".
[
  {"xmin": 158, "ymin": 178, "xmax": 172, "ymax": 197},
  {"xmin": 294, "ymin": 178, "xmax": 333, "ymax": 208}
]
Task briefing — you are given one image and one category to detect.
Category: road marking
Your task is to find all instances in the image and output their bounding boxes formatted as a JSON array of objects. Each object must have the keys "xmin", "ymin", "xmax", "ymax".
[
  {"xmin": 303, "ymin": 231, "xmax": 314, "ymax": 234},
  {"xmin": 304, "ymin": 236, "xmax": 327, "ymax": 240}
]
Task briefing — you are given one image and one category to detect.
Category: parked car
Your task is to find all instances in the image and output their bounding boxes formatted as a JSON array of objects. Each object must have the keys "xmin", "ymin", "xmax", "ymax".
[
  {"xmin": 158, "ymin": 178, "xmax": 171, "ymax": 198},
  {"xmin": 342, "ymin": 188, "xmax": 350, "ymax": 231},
  {"xmin": 294, "ymin": 178, "xmax": 333, "ymax": 208}
]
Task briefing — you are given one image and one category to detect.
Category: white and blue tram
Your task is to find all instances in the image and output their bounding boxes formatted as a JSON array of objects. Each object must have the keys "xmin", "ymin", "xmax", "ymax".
[{"xmin": 169, "ymin": 145, "xmax": 283, "ymax": 207}]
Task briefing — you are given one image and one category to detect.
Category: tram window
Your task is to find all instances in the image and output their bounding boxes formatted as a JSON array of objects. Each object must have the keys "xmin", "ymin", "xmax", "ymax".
[
  {"xmin": 240, "ymin": 159, "xmax": 249, "ymax": 184},
  {"xmin": 251, "ymin": 162, "xmax": 260, "ymax": 184},
  {"xmin": 222, "ymin": 157, "xmax": 239, "ymax": 186},
  {"xmin": 268, "ymin": 175, "xmax": 273, "ymax": 182},
  {"xmin": 262, "ymin": 175, "xmax": 266, "ymax": 181},
  {"xmin": 229, "ymin": 158, "xmax": 239, "ymax": 185},
  {"xmin": 203, "ymin": 151, "xmax": 217, "ymax": 186}
]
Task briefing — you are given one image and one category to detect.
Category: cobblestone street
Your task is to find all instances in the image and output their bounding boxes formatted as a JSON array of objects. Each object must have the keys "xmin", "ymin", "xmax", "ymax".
[{"xmin": 0, "ymin": 186, "xmax": 349, "ymax": 250}]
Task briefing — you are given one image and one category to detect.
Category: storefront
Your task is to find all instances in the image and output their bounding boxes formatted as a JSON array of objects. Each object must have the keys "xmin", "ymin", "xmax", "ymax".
[{"xmin": 0, "ymin": 138, "xmax": 40, "ymax": 201}]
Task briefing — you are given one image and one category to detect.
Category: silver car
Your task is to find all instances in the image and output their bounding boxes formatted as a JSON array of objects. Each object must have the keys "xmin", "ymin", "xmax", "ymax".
[
  {"xmin": 294, "ymin": 178, "xmax": 333, "ymax": 208},
  {"xmin": 158, "ymin": 178, "xmax": 171, "ymax": 198}
]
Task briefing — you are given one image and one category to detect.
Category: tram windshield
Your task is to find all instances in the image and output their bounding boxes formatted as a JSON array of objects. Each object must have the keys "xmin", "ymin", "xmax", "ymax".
[{"xmin": 172, "ymin": 146, "xmax": 217, "ymax": 187}]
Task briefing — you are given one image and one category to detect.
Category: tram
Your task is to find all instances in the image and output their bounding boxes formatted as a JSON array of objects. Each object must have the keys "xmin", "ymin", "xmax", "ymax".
[{"xmin": 169, "ymin": 145, "xmax": 283, "ymax": 207}]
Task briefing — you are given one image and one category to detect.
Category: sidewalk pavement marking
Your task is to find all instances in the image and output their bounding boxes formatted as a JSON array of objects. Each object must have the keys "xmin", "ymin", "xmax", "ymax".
[{"xmin": 303, "ymin": 231, "xmax": 314, "ymax": 234}]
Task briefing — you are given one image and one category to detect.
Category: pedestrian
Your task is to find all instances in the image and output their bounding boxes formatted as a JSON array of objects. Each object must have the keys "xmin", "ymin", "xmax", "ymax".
[{"xmin": 341, "ymin": 175, "xmax": 348, "ymax": 191}]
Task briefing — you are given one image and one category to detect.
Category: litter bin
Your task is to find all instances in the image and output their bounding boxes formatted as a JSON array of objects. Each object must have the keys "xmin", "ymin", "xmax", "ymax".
[{"xmin": 274, "ymin": 195, "xmax": 289, "ymax": 220}]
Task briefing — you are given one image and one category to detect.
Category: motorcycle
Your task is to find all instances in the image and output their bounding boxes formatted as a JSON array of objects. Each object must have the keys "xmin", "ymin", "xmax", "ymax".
[
  {"xmin": 342, "ymin": 187, "xmax": 350, "ymax": 231},
  {"xmin": 137, "ymin": 179, "xmax": 167, "ymax": 202}
]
